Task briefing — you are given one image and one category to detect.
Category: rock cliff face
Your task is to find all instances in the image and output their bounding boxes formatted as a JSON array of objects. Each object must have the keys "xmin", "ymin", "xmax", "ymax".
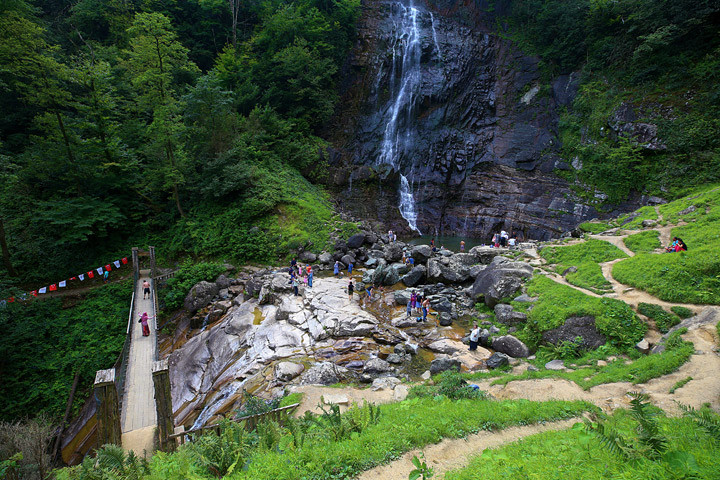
[{"xmin": 325, "ymin": 0, "xmax": 602, "ymax": 239}]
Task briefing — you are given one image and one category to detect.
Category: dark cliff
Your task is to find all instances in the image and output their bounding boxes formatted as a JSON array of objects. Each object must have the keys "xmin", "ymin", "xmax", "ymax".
[{"xmin": 324, "ymin": 0, "xmax": 627, "ymax": 240}]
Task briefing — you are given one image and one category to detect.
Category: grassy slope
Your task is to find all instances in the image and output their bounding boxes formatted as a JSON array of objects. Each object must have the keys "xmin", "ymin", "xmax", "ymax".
[
  {"xmin": 540, "ymin": 239, "xmax": 628, "ymax": 294},
  {"xmin": 444, "ymin": 409, "xmax": 720, "ymax": 480},
  {"xmin": 612, "ymin": 186, "xmax": 720, "ymax": 304},
  {"xmin": 623, "ymin": 230, "xmax": 660, "ymax": 253},
  {"xmin": 513, "ymin": 276, "xmax": 646, "ymax": 350}
]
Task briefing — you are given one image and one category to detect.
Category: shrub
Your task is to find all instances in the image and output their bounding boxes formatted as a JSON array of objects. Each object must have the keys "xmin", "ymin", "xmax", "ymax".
[
  {"xmin": 670, "ymin": 306, "xmax": 694, "ymax": 319},
  {"xmin": 637, "ymin": 303, "xmax": 681, "ymax": 333},
  {"xmin": 160, "ymin": 261, "xmax": 227, "ymax": 312}
]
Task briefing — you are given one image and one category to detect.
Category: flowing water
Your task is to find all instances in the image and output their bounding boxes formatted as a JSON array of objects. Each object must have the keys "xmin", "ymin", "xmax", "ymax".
[{"xmin": 376, "ymin": 1, "xmax": 426, "ymax": 232}]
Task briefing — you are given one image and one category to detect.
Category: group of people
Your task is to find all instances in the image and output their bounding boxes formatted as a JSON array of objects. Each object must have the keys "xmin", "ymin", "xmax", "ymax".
[
  {"xmin": 289, "ymin": 258, "xmax": 314, "ymax": 296},
  {"xmin": 405, "ymin": 291, "xmax": 430, "ymax": 322},
  {"xmin": 666, "ymin": 237, "xmax": 688, "ymax": 253},
  {"xmin": 334, "ymin": 260, "xmax": 353, "ymax": 276},
  {"xmin": 490, "ymin": 230, "xmax": 520, "ymax": 248},
  {"xmin": 387, "ymin": 230, "xmax": 398, "ymax": 243}
]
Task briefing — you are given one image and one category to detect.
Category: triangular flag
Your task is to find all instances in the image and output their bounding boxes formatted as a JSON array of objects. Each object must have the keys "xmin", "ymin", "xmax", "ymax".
[
  {"xmin": 49, "ymin": 284, "xmax": 57, "ymax": 291},
  {"xmin": 70, "ymin": 276, "xmax": 77, "ymax": 281},
  {"xmin": 87, "ymin": 271, "xmax": 94, "ymax": 279},
  {"xmin": 105, "ymin": 264, "xmax": 112, "ymax": 271},
  {"xmin": 31, "ymin": 290, "xmax": 37, "ymax": 297},
  {"xmin": 96, "ymin": 267, "xmax": 103, "ymax": 276},
  {"xmin": 121, "ymin": 257, "xmax": 128, "ymax": 264},
  {"xmin": 78, "ymin": 274, "xmax": 85, "ymax": 281},
  {"xmin": 39, "ymin": 287, "xmax": 47, "ymax": 294},
  {"xmin": 59, "ymin": 280, "xmax": 66, "ymax": 288},
  {"xmin": 113, "ymin": 260, "xmax": 121, "ymax": 269},
  {"xmin": 8, "ymin": 297, "xmax": 14, "ymax": 303}
]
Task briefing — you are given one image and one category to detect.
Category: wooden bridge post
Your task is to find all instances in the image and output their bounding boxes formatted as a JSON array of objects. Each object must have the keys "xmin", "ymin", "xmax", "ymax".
[
  {"xmin": 152, "ymin": 359, "xmax": 175, "ymax": 452},
  {"xmin": 132, "ymin": 247, "xmax": 139, "ymax": 280},
  {"xmin": 149, "ymin": 246, "xmax": 156, "ymax": 280},
  {"xmin": 94, "ymin": 369, "xmax": 122, "ymax": 447}
]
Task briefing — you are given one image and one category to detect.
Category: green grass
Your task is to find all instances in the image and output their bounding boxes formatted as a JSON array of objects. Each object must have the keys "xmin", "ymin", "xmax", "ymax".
[
  {"xmin": 444, "ymin": 409, "xmax": 720, "ymax": 480},
  {"xmin": 612, "ymin": 186, "xmax": 720, "ymax": 305},
  {"xmin": 669, "ymin": 376, "xmax": 693, "ymax": 394},
  {"xmin": 515, "ymin": 276, "xmax": 646, "ymax": 350},
  {"xmin": 540, "ymin": 239, "xmax": 628, "ymax": 293},
  {"xmin": 615, "ymin": 205, "xmax": 658, "ymax": 229},
  {"xmin": 578, "ymin": 221, "xmax": 611, "ymax": 234},
  {"xmin": 623, "ymin": 230, "xmax": 661, "ymax": 254},
  {"xmin": 670, "ymin": 306, "xmax": 694, "ymax": 319},
  {"xmin": 56, "ymin": 397, "xmax": 594, "ymax": 480},
  {"xmin": 637, "ymin": 303, "xmax": 681, "ymax": 333}
]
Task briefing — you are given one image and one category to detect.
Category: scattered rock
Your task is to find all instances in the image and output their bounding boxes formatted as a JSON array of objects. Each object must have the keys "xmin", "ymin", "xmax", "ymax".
[
  {"xmin": 494, "ymin": 304, "xmax": 527, "ymax": 325},
  {"xmin": 486, "ymin": 352, "xmax": 510, "ymax": 369},
  {"xmin": 427, "ymin": 339, "xmax": 464, "ymax": 355},
  {"xmin": 438, "ymin": 313, "xmax": 453, "ymax": 326},
  {"xmin": 346, "ymin": 234, "xmax": 367, "ymax": 249},
  {"xmin": 421, "ymin": 371, "xmax": 432, "ymax": 380},
  {"xmin": 393, "ymin": 384, "xmax": 409, "ymax": 401},
  {"xmin": 184, "ymin": 281, "xmax": 219, "ymax": 313},
  {"xmin": 561, "ymin": 266, "xmax": 578, "ymax": 276},
  {"xmin": 635, "ymin": 339, "xmax": 650, "ymax": 354},
  {"xmin": 429, "ymin": 358, "xmax": 461, "ymax": 375},
  {"xmin": 371, "ymin": 376, "xmax": 401, "ymax": 391},
  {"xmin": 322, "ymin": 394, "xmax": 349, "ymax": 405},
  {"xmin": 545, "ymin": 359, "xmax": 565, "ymax": 370},
  {"xmin": 386, "ymin": 353, "xmax": 406, "ymax": 364},
  {"xmin": 300, "ymin": 362, "xmax": 350, "ymax": 386},
  {"xmin": 363, "ymin": 357, "xmax": 393, "ymax": 374},
  {"xmin": 274, "ymin": 362, "xmax": 305, "ymax": 382},
  {"xmin": 514, "ymin": 294, "xmax": 537, "ymax": 303},
  {"xmin": 641, "ymin": 219, "xmax": 657, "ymax": 228}
]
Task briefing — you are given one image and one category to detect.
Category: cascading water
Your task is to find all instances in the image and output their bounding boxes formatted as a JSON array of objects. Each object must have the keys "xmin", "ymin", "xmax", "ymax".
[{"xmin": 375, "ymin": 1, "xmax": 425, "ymax": 233}]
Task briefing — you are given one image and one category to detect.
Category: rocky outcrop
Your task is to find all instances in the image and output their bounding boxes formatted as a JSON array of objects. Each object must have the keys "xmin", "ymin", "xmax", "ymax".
[
  {"xmin": 494, "ymin": 304, "xmax": 527, "ymax": 325},
  {"xmin": 541, "ymin": 315, "xmax": 606, "ymax": 349},
  {"xmin": 472, "ymin": 256, "xmax": 533, "ymax": 306},
  {"xmin": 402, "ymin": 265, "xmax": 427, "ymax": 286},
  {"xmin": 324, "ymin": 0, "xmax": 613, "ymax": 238},
  {"xmin": 184, "ymin": 281, "xmax": 220, "ymax": 313}
]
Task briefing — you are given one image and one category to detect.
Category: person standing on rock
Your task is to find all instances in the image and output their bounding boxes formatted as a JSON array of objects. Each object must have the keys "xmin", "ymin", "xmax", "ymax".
[
  {"xmin": 406, "ymin": 300, "xmax": 412, "ymax": 318},
  {"xmin": 421, "ymin": 297, "xmax": 430, "ymax": 322},
  {"xmin": 307, "ymin": 265, "xmax": 313, "ymax": 288},
  {"xmin": 469, "ymin": 321, "xmax": 480, "ymax": 351},
  {"xmin": 347, "ymin": 280, "xmax": 354, "ymax": 302},
  {"xmin": 388, "ymin": 230, "xmax": 393, "ymax": 243},
  {"xmin": 292, "ymin": 276, "xmax": 299, "ymax": 296},
  {"xmin": 334, "ymin": 260, "xmax": 340, "ymax": 276},
  {"xmin": 142, "ymin": 279, "xmax": 151, "ymax": 299},
  {"xmin": 460, "ymin": 240, "xmax": 465, "ymax": 252},
  {"xmin": 348, "ymin": 261, "xmax": 353, "ymax": 275},
  {"xmin": 410, "ymin": 291, "xmax": 417, "ymax": 312}
]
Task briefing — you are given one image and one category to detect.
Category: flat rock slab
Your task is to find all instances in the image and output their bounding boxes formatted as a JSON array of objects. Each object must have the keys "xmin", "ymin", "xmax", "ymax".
[{"xmin": 321, "ymin": 394, "xmax": 349, "ymax": 405}]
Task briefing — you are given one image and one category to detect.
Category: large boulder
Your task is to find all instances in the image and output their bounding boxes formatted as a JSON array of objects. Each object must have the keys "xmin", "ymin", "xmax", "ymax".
[
  {"xmin": 468, "ymin": 246, "xmax": 506, "ymax": 264},
  {"xmin": 364, "ymin": 357, "xmax": 393, "ymax": 374},
  {"xmin": 410, "ymin": 244, "xmax": 433, "ymax": 263},
  {"xmin": 401, "ymin": 265, "xmax": 426, "ymax": 287},
  {"xmin": 300, "ymin": 362, "xmax": 351, "ymax": 385},
  {"xmin": 383, "ymin": 243, "xmax": 404, "ymax": 262},
  {"xmin": 346, "ymin": 234, "xmax": 367, "ymax": 249},
  {"xmin": 486, "ymin": 352, "xmax": 510, "ymax": 369},
  {"xmin": 430, "ymin": 297, "xmax": 453, "ymax": 313},
  {"xmin": 427, "ymin": 258, "xmax": 471, "ymax": 283},
  {"xmin": 494, "ymin": 304, "xmax": 528, "ymax": 325},
  {"xmin": 471, "ymin": 257, "xmax": 533, "ymax": 306},
  {"xmin": 372, "ymin": 263, "xmax": 401, "ymax": 286},
  {"xmin": 184, "ymin": 281, "xmax": 219, "ymax": 313},
  {"xmin": 341, "ymin": 254, "xmax": 356, "ymax": 266},
  {"xmin": 274, "ymin": 362, "xmax": 305, "ymax": 382},
  {"xmin": 429, "ymin": 357, "xmax": 461, "ymax": 375},
  {"xmin": 491, "ymin": 335, "xmax": 530, "ymax": 358},
  {"xmin": 318, "ymin": 252, "xmax": 333, "ymax": 265},
  {"xmin": 215, "ymin": 274, "xmax": 231, "ymax": 290},
  {"xmin": 427, "ymin": 339, "xmax": 464, "ymax": 354},
  {"xmin": 299, "ymin": 251, "xmax": 317, "ymax": 263},
  {"xmin": 394, "ymin": 290, "xmax": 412, "ymax": 305},
  {"xmin": 541, "ymin": 316, "xmax": 606, "ymax": 349}
]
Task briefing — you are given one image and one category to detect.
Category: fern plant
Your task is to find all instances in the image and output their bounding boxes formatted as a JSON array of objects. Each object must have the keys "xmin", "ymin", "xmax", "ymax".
[{"xmin": 679, "ymin": 403, "xmax": 720, "ymax": 442}]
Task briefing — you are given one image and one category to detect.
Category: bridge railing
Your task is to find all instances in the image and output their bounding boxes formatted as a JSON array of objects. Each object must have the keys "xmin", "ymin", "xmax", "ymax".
[
  {"xmin": 113, "ymin": 286, "xmax": 136, "ymax": 409},
  {"xmin": 168, "ymin": 403, "xmax": 300, "ymax": 446}
]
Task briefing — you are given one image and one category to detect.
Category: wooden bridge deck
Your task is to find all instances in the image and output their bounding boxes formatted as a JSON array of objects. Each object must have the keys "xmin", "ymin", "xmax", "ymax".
[{"xmin": 120, "ymin": 272, "xmax": 157, "ymax": 455}]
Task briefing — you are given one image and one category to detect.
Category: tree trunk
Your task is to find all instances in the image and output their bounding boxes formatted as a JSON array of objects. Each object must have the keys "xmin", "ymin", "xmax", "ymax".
[
  {"xmin": 0, "ymin": 217, "xmax": 18, "ymax": 277},
  {"xmin": 54, "ymin": 110, "xmax": 75, "ymax": 165}
]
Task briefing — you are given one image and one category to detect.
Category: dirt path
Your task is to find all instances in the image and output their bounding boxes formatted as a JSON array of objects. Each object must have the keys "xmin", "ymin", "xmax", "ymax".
[
  {"xmin": 357, "ymin": 418, "xmax": 579, "ymax": 480},
  {"xmin": 589, "ymin": 234, "xmax": 636, "ymax": 257},
  {"xmin": 291, "ymin": 385, "xmax": 398, "ymax": 415}
]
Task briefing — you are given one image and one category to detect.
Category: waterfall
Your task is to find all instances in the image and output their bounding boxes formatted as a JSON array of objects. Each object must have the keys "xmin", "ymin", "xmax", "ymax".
[
  {"xmin": 376, "ymin": 1, "xmax": 424, "ymax": 232},
  {"xmin": 430, "ymin": 12, "xmax": 442, "ymax": 58},
  {"xmin": 399, "ymin": 174, "xmax": 420, "ymax": 232}
]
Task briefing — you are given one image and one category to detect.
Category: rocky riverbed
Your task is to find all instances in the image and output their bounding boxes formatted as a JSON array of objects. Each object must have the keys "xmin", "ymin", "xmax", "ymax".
[{"xmin": 162, "ymin": 233, "xmax": 546, "ymax": 430}]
